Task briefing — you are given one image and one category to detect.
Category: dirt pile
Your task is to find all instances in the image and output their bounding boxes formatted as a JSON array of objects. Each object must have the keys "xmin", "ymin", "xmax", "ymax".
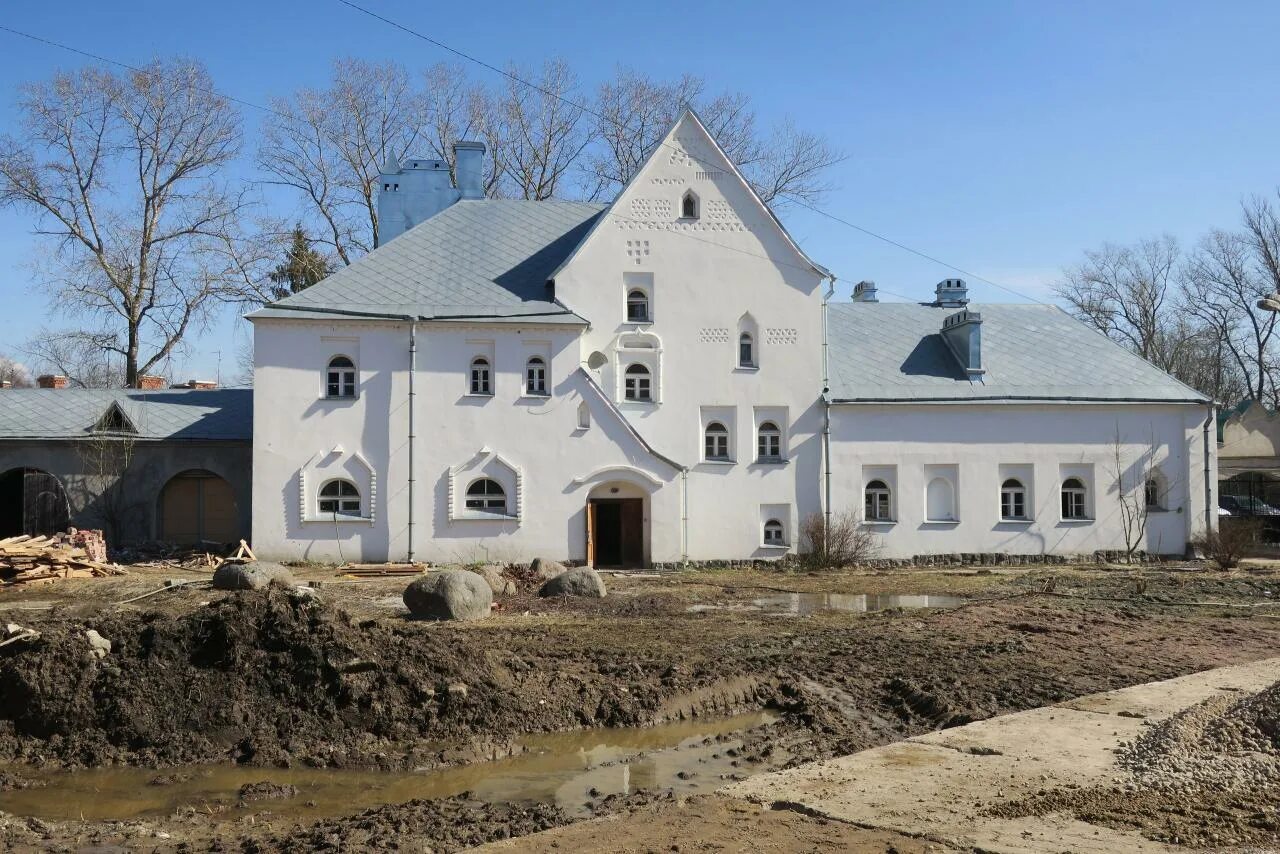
[{"xmin": 0, "ymin": 588, "xmax": 751, "ymax": 769}]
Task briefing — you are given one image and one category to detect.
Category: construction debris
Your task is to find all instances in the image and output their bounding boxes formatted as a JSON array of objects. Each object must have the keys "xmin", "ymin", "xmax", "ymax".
[
  {"xmin": 0, "ymin": 530, "xmax": 126, "ymax": 586},
  {"xmin": 338, "ymin": 563, "xmax": 429, "ymax": 578}
]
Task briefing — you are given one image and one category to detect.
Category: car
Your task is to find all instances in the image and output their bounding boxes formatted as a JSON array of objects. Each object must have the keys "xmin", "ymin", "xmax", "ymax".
[{"xmin": 1219, "ymin": 495, "xmax": 1280, "ymax": 516}]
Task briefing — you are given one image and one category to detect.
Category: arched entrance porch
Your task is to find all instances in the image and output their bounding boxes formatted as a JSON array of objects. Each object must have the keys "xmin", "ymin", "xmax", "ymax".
[
  {"xmin": 586, "ymin": 480, "xmax": 649, "ymax": 568},
  {"xmin": 0, "ymin": 467, "xmax": 70, "ymax": 538}
]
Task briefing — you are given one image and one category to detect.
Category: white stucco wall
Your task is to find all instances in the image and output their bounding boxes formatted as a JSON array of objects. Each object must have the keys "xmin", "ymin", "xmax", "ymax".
[
  {"xmin": 252, "ymin": 318, "xmax": 681, "ymax": 564},
  {"xmin": 552, "ymin": 113, "xmax": 829, "ymax": 559},
  {"xmin": 828, "ymin": 402, "xmax": 1215, "ymax": 558}
]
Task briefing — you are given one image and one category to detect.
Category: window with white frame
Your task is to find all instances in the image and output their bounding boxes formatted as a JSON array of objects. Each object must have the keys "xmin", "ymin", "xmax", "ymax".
[
  {"xmin": 681, "ymin": 190, "xmax": 699, "ymax": 219},
  {"xmin": 704, "ymin": 421, "xmax": 731, "ymax": 461},
  {"xmin": 1061, "ymin": 477, "xmax": 1088, "ymax": 519},
  {"xmin": 865, "ymin": 479, "xmax": 892, "ymax": 521},
  {"xmin": 624, "ymin": 364, "xmax": 651, "ymax": 401},
  {"xmin": 318, "ymin": 479, "xmax": 361, "ymax": 516},
  {"xmin": 465, "ymin": 478, "xmax": 507, "ymax": 513},
  {"xmin": 763, "ymin": 518, "xmax": 786, "ymax": 546},
  {"xmin": 326, "ymin": 356, "xmax": 356, "ymax": 398},
  {"xmin": 525, "ymin": 356, "xmax": 547, "ymax": 395},
  {"xmin": 739, "ymin": 332, "xmax": 756, "ymax": 368},
  {"xmin": 576, "ymin": 401, "xmax": 591, "ymax": 430},
  {"xmin": 626, "ymin": 289, "xmax": 650, "ymax": 323},
  {"xmin": 1000, "ymin": 478, "xmax": 1027, "ymax": 520},
  {"xmin": 470, "ymin": 357, "xmax": 492, "ymax": 395},
  {"xmin": 1145, "ymin": 475, "xmax": 1163, "ymax": 510},
  {"xmin": 757, "ymin": 421, "xmax": 782, "ymax": 462}
]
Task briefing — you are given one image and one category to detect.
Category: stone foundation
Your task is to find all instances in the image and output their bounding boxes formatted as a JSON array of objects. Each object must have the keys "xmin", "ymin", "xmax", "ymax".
[{"xmin": 651, "ymin": 550, "xmax": 1192, "ymax": 571}]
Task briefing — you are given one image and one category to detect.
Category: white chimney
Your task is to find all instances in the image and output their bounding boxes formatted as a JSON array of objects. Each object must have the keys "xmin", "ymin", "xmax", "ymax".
[
  {"xmin": 852, "ymin": 280, "xmax": 879, "ymax": 302},
  {"xmin": 934, "ymin": 278, "xmax": 969, "ymax": 308}
]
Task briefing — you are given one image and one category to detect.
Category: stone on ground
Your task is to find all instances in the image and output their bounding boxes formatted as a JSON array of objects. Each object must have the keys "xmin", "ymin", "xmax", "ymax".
[
  {"xmin": 84, "ymin": 629, "xmax": 111, "ymax": 659},
  {"xmin": 475, "ymin": 564, "xmax": 516, "ymax": 595},
  {"xmin": 538, "ymin": 567, "xmax": 607, "ymax": 598},
  {"xmin": 212, "ymin": 561, "xmax": 296, "ymax": 591},
  {"xmin": 403, "ymin": 570, "xmax": 493, "ymax": 620},
  {"xmin": 529, "ymin": 557, "xmax": 567, "ymax": 581}
]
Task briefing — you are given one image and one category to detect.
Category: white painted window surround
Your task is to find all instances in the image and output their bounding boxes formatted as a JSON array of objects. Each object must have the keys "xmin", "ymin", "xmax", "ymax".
[
  {"xmin": 865, "ymin": 479, "xmax": 892, "ymax": 521},
  {"xmin": 763, "ymin": 519, "xmax": 785, "ymax": 546},
  {"xmin": 325, "ymin": 355, "xmax": 356, "ymax": 399},
  {"xmin": 1001, "ymin": 478, "xmax": 1028, "ymax": 520},
  {"xmin": 318, "ymin": 478, "xmax": 360, "ymax": 515},
  {"xmin": 470, "ymin": 357, "xmax": 492, "ymax": 396}
]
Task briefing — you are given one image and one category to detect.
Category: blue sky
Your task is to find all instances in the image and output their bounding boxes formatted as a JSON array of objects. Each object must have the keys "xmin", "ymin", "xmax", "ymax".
[{"xmin": 1, "ymin": 1, "xmax": 1277, "ymax": 382}]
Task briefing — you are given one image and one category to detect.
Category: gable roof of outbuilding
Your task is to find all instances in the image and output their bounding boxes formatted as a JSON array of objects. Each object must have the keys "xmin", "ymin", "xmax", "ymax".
[
  {"xmin": 248, "ymin": 200, "xmax": 606, "ymax": 324},
  {"xmin": 827, "ymin": 302, "xmax": 1209, "ymax": 404},
  {"xmin": 0, "ymin": 388, "xmax": 252, "ymax": 441}
]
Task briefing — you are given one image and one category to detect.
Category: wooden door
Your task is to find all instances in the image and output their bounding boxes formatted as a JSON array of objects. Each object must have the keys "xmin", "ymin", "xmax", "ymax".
[
  {"xmin": 201, "ymin": 476, "xmax": 238, "ymax": 543},
  {"xmin": 586, "ymin": 501, "xmax": 597, "ymax": 566},
  {"xmin": 620, "ymin": 499, "xmax": 644, "ymax": 567},
  {"xmin": 161, "ymin": 476, "xmax": 202, "ymax": 543},
  {"xmin": 23, "ymin": 469, "xmax": 68, "ymax": 536}
]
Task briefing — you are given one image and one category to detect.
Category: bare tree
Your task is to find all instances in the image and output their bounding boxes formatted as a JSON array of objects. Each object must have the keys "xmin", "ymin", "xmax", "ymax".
[
  {"xmin": 0, "ymin": 59, "xmax": 270, "ymax": 388},
  {"xmin": 260, "ymin": 58, "xmax": 427, "ymax": 260},
  {"xmin": 1180, "ymin": 195, "xmax": 1280, "ymax": 403},
  {"xmin": 1111, "ymin": 427, "xmax": 1160, "ymax": 563},
  {"xmin": 586, "ymin": 69, "xmax": 842, "ymax": 205},
  {"xmin": 75, "ymin": 411, "xmax": 140, "ymax": 545},
  {"xmin": 24, "ymin": 330, "xmax": 125, "ymax": 388},
  {"xmin": 497, "ymin": 60, "xmax": 591, "ymax": 200},
  {"xmin": 422, "ymin": 63, "xmax": 505, "ymax": 197},
  {"xmin": 0, "ymin": 355, "xmax": 33, "ymax": 388}
]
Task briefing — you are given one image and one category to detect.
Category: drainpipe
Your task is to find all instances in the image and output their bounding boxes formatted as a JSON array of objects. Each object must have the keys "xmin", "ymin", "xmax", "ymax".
[
  {"xmin": 407, "ymin": 322, "xmax": 418, "ymax": 563},
  {"xmin": 680, "ymin": 467, "xmax": 689, "ymax": 566},
  {"xmin": 821, "ymin": 275, "xmax": 837, "ymax": 530},
  {"xmin": 1203, "ymin": 402, "xmax": 1214, "ymax": 536}
]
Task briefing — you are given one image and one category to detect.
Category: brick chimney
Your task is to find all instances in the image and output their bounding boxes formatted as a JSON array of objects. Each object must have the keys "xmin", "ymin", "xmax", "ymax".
[
  {"xmin": 182, "ymin": 379, "xmax": 217, "ymax": 390},
  {"xmin": 36, "ymin": 374, "xmax": 69, "ymax": 389},
  {"xmin": 0, "ymin": 380, "xmax": 11, "ymax": 389},
  {"xmin": 138, "ymin": 375, "xmax": 167, "ymax": 390}
]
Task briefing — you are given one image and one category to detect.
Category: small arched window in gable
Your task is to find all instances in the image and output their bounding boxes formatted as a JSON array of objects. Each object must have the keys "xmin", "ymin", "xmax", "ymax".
[
  {"xmin": 757, "ymin": 421, "xmax": 782, "ymax": 462},
  {"xmin": 624, "ymin": 364, "xmax": 651, "ymax": 401},
  {"xmin": 739, "ymin": 332, "xmax": 755, "ymax": 368},
  {"xmin": 926, "ymin": 477, "xmax": 955, "ymax": 522},
  {"xmin": 1000, "ymin": 478, "xmax": 1027, "ymax": 520},
  {"xmin": 704, "ymin": 421, "xmax": 730, "ymax": 461},
  {"xmin": 576, "ymin": 401, "xmax": 591, "ymax": 430},
  {"xmin": 1061, "ymin": 477, "xmax": 1088, "ymax": 520},
  {"xmin": 470, "ymin": 357, "xmax": 492, "ymax": 396},
  {"xmin": 681, "ymin": 190, "xmax": 699, "ymax": 219},
  {"xmin": 763, "ymin": 519, "xmax": 785, "ymax": 546},
  {"xmin": 626, "ymin": 289, "xmax": 650, "ymax": 323},
  {"xmin": 865, "ymin": 479, "xmax": 892, "ymax": 521},
  {"xmin": 525, "ymin": 356, "xmax": 547, "ymax": 396},
  {"xmin": 326, "ymin": 355, "xmax": 356, "ymax": 398},
  {"xmin": 465, "ymin": 478, "xmax": 507, "ymax": 514},
  {"xmin": 319, "ymin": 479, "xmax": 361, "ymax": 516}
]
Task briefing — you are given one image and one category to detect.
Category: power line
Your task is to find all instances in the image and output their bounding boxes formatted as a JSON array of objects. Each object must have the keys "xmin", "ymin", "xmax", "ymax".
[{"xmin": 333, "ymin": 0, "xmax": 1046, "ymax": 305}]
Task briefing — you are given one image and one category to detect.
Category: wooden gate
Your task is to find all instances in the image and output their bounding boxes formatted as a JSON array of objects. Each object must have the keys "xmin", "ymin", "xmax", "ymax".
[{"xmin": 160, "ymin": 470, "xmax": 238, "ymax": 545}]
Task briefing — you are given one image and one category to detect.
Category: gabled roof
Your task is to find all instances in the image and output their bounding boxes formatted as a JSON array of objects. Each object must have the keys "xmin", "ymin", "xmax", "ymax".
[
  {"xmin": 827, "ymin": 302, "xmax": 1209, "ymax": 404},
  {"xmin": 548, "ymin": 108, "xmax": 830, "ymax": 282},
  {"xmin": 0, "ymin": 388, "xmax": 252, "ymax": 441},
  {"xmin": 248, "ymin": 200, "xmax": 606, "ymax": 324}
]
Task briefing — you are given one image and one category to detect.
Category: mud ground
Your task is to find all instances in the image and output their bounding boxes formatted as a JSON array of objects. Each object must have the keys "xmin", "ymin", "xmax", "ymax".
[{"xmin": 1, "ymin": 561, "xmax": 1278, "ymax": 851}]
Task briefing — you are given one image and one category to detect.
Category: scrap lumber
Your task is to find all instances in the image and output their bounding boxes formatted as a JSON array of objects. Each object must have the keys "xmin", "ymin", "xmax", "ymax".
[{"xmin": 0, "ymin": 529, "xmax": 126, "ymax": 587}]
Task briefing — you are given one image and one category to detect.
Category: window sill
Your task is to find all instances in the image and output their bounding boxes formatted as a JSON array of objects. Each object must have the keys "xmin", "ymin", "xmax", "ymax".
[
  {"xmin": 626, "ymin": 319, "xmax": 653, "ymax": 326},
  {"xmin": 452, "ymin": 512, "xmax": 520, "ymax": 522},
  {"xmin": 1147, "ymin": 507, "xmax": 1169, "ymax": 514},
  {"xmin": 518, "ymin": 394, "xmax": 551, "ymax": 402},
  {"xmin": 754, "ymin": 458, "xmax": 788, "ymax": 466},
  {"xmin": 464, "ymin": 393, "xmax": 495, "ymax": 399},
  {"xmin": 302, "ymin": 515, "xmax": 372, "ymax": 524},
  {"xmin": 320, "ymin": 395, "xmax": 359, "ymax": 403},
  {"xmin": 999, "ymin": 518, "xmax": 1035, "ymax": 525},
  {"xmin": 621, "ymin": 399, "xmax": 657, "ymax": 407},
  {"xmin": 701, "ymin": 459, "xmax": 735, "ymax": 466},
  {"xmin": 1059, "ymin": 518, "xmax": 1095, "ymax": 524},
  {"xmin": 733, "ymin": 366, "xmax": 759, "ymax": 373},
  {"xmin": 759, "ymin": 543, "xmax": 790, "ymax": 550},
  {"xmin": 921, "ymin": 519, "xmax": 959, "ymax": 526},
  {"xmin": 863, "ymin": 520, "xmax": 897, "ymax": 527}
]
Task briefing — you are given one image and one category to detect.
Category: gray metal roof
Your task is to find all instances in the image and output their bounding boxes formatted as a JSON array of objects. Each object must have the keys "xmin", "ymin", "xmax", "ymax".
[
  {"xmin": 0, "ymin": 388, "xmax": 252, "ymax": 441},
  {"xmin": 248, "ymin": 199, "xmax": 606, "ymax": 324},
  {"xmin": 827, "ymin": 302, "xmax": 1208, "ymax": 404}
]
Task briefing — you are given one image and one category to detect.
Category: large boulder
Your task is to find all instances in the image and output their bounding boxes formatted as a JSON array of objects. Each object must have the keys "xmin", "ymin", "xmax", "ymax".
[
  {"xmin": 403, "ymin": 570, "xmax": 493, "ymax": 620},
  {"xmin": 528, "ymin": 557, "xmax": 567, "ymax": 581},
  {"xmin": 538, "ymin": 567, "xmax": 607, "ymax": 598},
  {"xmin": 212, "ymin": 561, "xmax": 296, "ymax": 591},
  {"xmin": 475, "ymin": 564, "xmax": 516, "ymax": 596}
]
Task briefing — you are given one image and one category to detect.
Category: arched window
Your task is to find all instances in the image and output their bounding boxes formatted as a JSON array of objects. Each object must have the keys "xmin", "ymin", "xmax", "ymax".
[
  {"xmin": 326, "ymin": 356, "xmax": 356, "ymax": 398},
  {"xmin": 626, "ymin": 289, "xmax": 650, "ymax": 323},
  {"xmin": 1144, "ymin": 476, "xmax": 1162, "ymax": 510},
  {"xmin": 681, "ymin": 190, "xmax": 699, "ymax": 219},
  {"xmin": 319, "ymin": 479, "xmax": 361, "ymax": 516},
  {"xmin": 1061, "ymin": 477, "xmax": 1088, "ymax": 519},
  {"xmin": 739, "ymin": 332, "xmax": 755, "ymax": 368},
  {"xmin": 576, "ymin": 401, "xmax": 591, "ymax": 430},
  {"xmin": 624, "ymin": 364, "xmax": 651, "ymax": 401},
  {"xmin": 525, "ymin": 356, "xmax": 547, "ymax": 395},
  {"xmin": 704, "ymin": 421, "xmax": 730, "ymax": 461},
  {"xmin": 926, "ymin": 477, "xmax": 955, "ymax": 522},
  {"xmin": 865, "ymin": 479, "xmax": 892, "ymax": 521},
  {"xmin": 1000, "ymin": 478, "xmax": 1027, "ymax": 520},
  {"xmin": 465, "ymin": 478, "xmax": 507, "ymax": 513},
  {"xmin": 470, "ymin": 357, "xmax": 492, "ymax": 395},
  {"xmin": 763, "ymin": 519, "xmax": 785, "ymax": 546},
  {"xmin": 757, "ymin": 421, "xmax": 782, "ymax": 462}
]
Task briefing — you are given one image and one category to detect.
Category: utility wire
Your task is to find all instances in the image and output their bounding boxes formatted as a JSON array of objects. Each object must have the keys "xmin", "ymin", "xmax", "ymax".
[{"xmin": 332, "ymin": 0, "xmax": 1045, "ymax": 305}]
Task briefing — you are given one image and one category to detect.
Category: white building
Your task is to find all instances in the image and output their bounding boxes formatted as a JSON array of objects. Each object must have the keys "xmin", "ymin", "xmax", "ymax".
[{"xmin": 248, "ymin": 111, "xmax": 1214, "ymax": 566}]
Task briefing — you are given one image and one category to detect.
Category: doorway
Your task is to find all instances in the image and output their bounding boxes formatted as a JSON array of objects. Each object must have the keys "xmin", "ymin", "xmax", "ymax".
[
  {"xmin": 159, "ymin": 469, "xmax": 239, "ymax": 545},
  {"xmin": 587, "ymin": 498, "xmax": 644, "ymax": 568},
  {"xmin": 0, "ymin": 468, "xmax": 70, "ymax": 538}
]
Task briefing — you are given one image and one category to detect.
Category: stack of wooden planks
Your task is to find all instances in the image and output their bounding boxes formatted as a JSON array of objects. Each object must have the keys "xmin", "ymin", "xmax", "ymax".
[{"xmin": 0, "ymin": 531, "xmax": 127, "ymax": 586}]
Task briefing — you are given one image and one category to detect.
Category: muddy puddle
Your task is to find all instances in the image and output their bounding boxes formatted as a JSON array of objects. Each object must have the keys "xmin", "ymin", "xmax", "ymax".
[
  {"xmin": 689, "ymin": 592, "xmax": 965, "ymax": 615},
  {"xmin": 0, "ymin": 710, "xmax": 777, "ymax": 823}
]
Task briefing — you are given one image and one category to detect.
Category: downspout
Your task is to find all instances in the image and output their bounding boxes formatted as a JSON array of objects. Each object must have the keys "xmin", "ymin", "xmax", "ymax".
[
  {"xmin": 1203, "ymin": 402, "xmax": 1214, "ymax": 536},
  {"xmin": 821, "ymin": 275, "xmax": 837, "ymax": 530},
  {"xmin": 680, "ymin": 467, "xmax": 689, "ymax": 566},
  {"xmin": 407, "ymin": 322, "xmax": 418, "ymax": 563}
]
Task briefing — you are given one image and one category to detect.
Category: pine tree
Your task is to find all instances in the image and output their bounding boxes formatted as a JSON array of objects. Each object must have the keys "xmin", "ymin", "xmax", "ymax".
[{"xmin": 269, "ymin": 226, "xmax": 331, "ymax": 299}]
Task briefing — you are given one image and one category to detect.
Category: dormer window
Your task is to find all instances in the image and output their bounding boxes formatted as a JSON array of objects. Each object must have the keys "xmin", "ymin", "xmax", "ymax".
[
  {"xmin": 627, "ymin": 289, "xmax": 650, "ymax": 323},
  {"xmin": 681, "ymin": 190, "xmax": 699, "ymax": 219}
]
